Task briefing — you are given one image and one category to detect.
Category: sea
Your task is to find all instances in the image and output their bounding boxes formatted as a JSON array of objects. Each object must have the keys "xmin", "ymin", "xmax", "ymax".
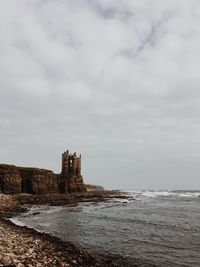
[{"xmin": 11, "ymin": 190, "xmax": 200, "ymax": 266}]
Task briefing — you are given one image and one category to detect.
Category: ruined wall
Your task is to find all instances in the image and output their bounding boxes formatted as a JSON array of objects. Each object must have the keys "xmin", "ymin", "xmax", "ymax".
[
  {"xmin": 75, "ymin": 176, "xmax": 87, "ymax": 192},
  {"xmin": 65, "ymin": 174, "xmax": 86, "ymax": 193},
  {"xmin": 57, "ymin": 174, "xmax": 86, "ymax": 193},
  {"xmin": 60, "ymin": 151, "xmax": 87, "ymax": 193}
]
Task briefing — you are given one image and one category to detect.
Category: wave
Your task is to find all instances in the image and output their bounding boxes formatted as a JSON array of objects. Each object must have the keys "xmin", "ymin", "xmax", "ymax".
[
  {"xmin": 10, "ymin": 218, "xmax": 27, "ymax": 227},
  {"xmin": 126, "ymin": 190, "xmax": 200, "ymax": 199}
]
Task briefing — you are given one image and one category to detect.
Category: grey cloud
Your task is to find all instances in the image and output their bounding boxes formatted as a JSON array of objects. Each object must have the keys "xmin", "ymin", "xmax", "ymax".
[
  {"xmin": 86, "ymin": 0, "xmax": 134, "ymax": 21},
  {"xmin": 1, "ymin": 0, "xmax": 200, "ymax": 189}
]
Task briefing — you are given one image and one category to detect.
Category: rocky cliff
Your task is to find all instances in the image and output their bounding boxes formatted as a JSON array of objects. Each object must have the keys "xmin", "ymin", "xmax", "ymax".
[
  {"xmin": 0, "ymin": 150, "xmax": 87, "ymax": 194},
  {"xmin": 0, "ymin": 165, "xmax": 22, "ymax": 194},
  {"xmin": 0, "ymin": 163, "xmax": 86, "ymax": 194},
  {"xmin": 0, "ymin": 164, "xmax": 59, "ymax": 194},
  {"xmin": 19, "ymin": 167, "xmax": 58, "ymax": 194}
]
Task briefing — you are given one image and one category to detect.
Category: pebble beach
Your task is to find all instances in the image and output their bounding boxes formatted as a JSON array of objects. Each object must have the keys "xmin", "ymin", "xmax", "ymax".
[{"xmin": 0, "ymin": 193, "xmax": 133, "ymax": 267}]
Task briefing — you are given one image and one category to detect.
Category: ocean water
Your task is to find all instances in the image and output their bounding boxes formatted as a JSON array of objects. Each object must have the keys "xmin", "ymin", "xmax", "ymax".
[{"xmin": 11, "ymin": 191, "xmax": 200, "ymax": 266}]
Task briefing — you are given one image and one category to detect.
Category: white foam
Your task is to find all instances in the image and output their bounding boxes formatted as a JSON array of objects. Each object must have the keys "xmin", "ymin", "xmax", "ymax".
[
  {"xmin": 125, "ymin": 190, "xmax": 200, "ymax": 199},
  {"xmin": 10, "ymin": 218, "xmax": 26, "ymax": 227}
]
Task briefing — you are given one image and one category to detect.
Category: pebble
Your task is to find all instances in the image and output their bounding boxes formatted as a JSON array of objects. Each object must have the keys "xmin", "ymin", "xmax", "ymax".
[
  {"xmin": 77, "ymin": 257, "xmax": 83, "ymax": 264},
  {"xmin": 27, "ymin": 248, "xmax": 34, "ymax": 254},
  {"xmin": 0, "ymin": 193, "xmax": 125, "ymax": 267},
  {"xmin": 1, "ymin": 255, "xmax": 13, "ymax": 265}
]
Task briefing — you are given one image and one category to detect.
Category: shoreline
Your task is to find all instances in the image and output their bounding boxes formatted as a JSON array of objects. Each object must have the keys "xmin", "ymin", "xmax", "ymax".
[{"xmin": 0, "ymin": 191, "xmax": 137, "ymax": 267}]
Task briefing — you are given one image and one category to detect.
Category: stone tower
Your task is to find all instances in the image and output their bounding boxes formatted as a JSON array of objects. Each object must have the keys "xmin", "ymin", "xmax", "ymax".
[
  {"xmin": 61, "ymin": 150, "xmax": 69, "ymax": 177},
  {"xmin": 60, "ymin": 150, "xmax": 85, "ymax": 193},
  {"xmin": 61, "ymin": 151, "xmax": 82, "ymax": 177},
  {"xmin": 77, "ymin": 154, "xmax": 81, "ymax": 176}
]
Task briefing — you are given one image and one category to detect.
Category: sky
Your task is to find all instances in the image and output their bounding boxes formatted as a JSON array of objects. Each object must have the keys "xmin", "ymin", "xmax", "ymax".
[{"xmin": 1, "ymin": 0, "xmax": 200, "ymax": 190}]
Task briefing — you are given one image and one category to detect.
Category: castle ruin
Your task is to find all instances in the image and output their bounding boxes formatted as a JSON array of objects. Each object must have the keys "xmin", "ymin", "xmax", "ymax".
[
  {"xmin": 0, "ymin": 150, "xmax": 87, "ymax": 194},
  {"xmin": 62, "ymin": 150, "xmax": 81, "ymax": 177},
  {"xmin": 59, "ymin": 150, "xmax": 86, "ymax": 193}
]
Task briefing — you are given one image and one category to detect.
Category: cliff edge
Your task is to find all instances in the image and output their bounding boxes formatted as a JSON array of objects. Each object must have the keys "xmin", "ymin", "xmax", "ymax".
[{"xmin": 0, "ymin": 150, "xmax": 87, "ymax": 194}]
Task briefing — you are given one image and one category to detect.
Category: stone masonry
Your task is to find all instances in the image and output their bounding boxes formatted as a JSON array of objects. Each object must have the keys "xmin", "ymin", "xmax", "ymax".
[{"xmin": 59, "ymin": 150, "xmax": 86, "ymax": 193}]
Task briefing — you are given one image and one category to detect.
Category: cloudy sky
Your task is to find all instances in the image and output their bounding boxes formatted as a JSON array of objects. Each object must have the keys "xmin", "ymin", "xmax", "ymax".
[{"xmin": 1, "ymin": 0, "xmax": 200, "ymax": 190}]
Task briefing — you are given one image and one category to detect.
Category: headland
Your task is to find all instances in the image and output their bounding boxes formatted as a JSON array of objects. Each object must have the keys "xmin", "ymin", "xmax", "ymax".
[
  {"xmin": 0, "ymin": 150, "xmax": 86, "ymax": 194},
  {"xmin": 0, "ymin": 191, "xmax": 133, "ymax": 267},
  {"xmin": 0, "ymin": 150, "xmax": 134, "ymax": 266}
]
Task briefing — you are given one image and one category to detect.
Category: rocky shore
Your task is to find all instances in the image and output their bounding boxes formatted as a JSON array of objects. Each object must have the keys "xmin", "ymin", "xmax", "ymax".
[{"xmin": 0, "ymin": 192, "xmax": 136, "ymax": 267}]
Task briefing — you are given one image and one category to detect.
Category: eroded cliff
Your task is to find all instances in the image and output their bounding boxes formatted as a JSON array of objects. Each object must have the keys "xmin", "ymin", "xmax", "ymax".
[
  {"xmin": 0, "ymin": 164, "xmax": 86, "ymax": 194},
  {"xmin": 19, "ymin": 167, "xmax": 58, "ymax": 194},
  {"xmin": 0, "ymin": 150, "xmax": 87, "ymax": 194},
  {"xmin": 0, "ymin": 165, "xmax": 22, "ymax": 194},
  {"xmin": 0, "ymin": 164, "xmax": 59, "ymax": 194}
]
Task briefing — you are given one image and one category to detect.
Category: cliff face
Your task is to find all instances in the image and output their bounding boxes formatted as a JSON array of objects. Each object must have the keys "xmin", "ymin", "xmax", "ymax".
[
  {"xmin": 66, "ymin": 176, "xmax": 82, "ymax": 193},
  {"xmin": 0, "ymin": 150, "xmax": 87, "ymax": 194},
  {"xmin": 18, "ymin": 167, "xmax": 58, "ymax": 194},
  {"xmin": 57, "ymin": 175, "xmax": 86, "ymax": 193},
  {"xmin": 0, "ymin": 164, "xmax": 86, "ymax": 194},
  {"xmin": 0, "ymin": 165, "xmax": 22, "ymax": 194},
  {"xmin": 0, "ymin": 164, "xmax": 59, "ymax": 194}
]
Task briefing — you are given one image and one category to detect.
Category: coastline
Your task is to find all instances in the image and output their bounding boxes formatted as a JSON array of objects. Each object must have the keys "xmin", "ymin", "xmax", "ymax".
[{"xmin": 0, "ymin": 191, "xmax": 136, "ymax": 267}]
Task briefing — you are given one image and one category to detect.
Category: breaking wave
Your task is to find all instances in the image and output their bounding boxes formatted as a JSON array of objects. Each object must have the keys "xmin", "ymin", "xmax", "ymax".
[
  {"xmin": 10, "ymin": 189, "xmax": 200, "ymax": 266},
  {"xmin": 126, "ymin": 190, "xmax": 200, "ymax": 199}
]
